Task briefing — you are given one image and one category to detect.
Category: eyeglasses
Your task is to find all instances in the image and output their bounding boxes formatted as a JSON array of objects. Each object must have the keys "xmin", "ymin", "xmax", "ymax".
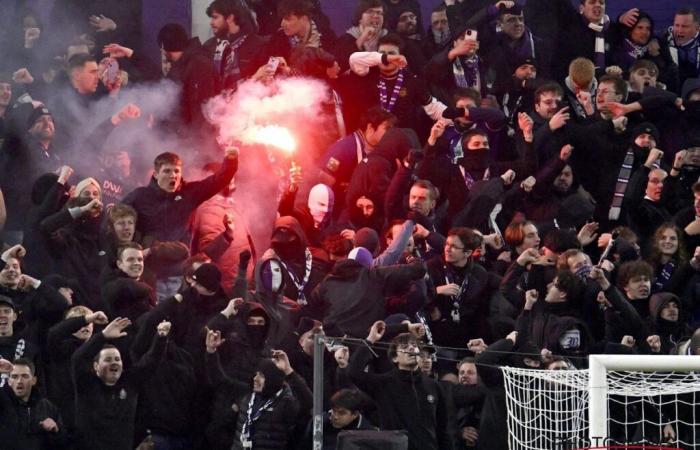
[{"xmin": 445, "ymin": 243, "xmax": 465, "ymax": 251}]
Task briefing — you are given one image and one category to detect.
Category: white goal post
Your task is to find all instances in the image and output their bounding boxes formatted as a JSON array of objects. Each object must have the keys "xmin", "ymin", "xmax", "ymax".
[{"xmin": 502, "ymin": 355, "xmax": 700, "ymax": 450}]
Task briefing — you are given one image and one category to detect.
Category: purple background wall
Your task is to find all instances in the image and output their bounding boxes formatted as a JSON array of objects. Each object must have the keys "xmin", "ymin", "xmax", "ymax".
[
  {"xmin": 139, "ymin": 0, "xmax": 700, "ymax": 60},
  {"xmin": 320, "ymin": 0, "xmax": 700, "ymax": 35}
]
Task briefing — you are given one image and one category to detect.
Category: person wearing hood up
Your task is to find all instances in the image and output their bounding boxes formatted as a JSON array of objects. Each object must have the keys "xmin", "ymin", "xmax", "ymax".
[
  {"xmin": 648, "ymin": 292, "xmax": 692, "ymax": 354},
  {"xmin": 608, "ymin": 9, "xmax": 678, "ymax": 92},
  {"xmin": 266, "ymin": 216, "xmax": 329, "ymax": 306},
  {"xmin": 206, "ymin": 256, "xmax": 299, "ymax": 384},
  {"xmin": 605, "ymin": 122, "xmax": 664, "ymax": 225},
  {"xmin": 306, "ymin": 246, "xmax": 426, "ymax": 338},
  {"xmin": 346, "ymin": 126, "xmax": 416, "ymax": 219},
  {"xmin": 503, "ymin": 143, "xmax": 595, "ymax": 231},
  {"xmin": 205, "ymin": 328, "xmax": 313, "ymax": 450}
]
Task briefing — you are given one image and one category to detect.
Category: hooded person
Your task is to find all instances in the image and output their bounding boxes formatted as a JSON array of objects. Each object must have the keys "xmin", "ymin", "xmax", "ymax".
[
  {"xmin": 346, "ymin": 127, "xmax": 414, "ymax": 217},
  {"xmin": 344, "ymin": 192, "xmax": 385, "ymax": 234},
  {"xmin": 305, "ymin": 246, "xmax": 427, "ymax": 338},
  {"xmin": 648, "ymin": 292, "xmax": 692, "ymax": 354},
  {"xmin": 251, "ymin": 257, "xmax": 302, "ymax": 349},
  {"xmin": 269, "ymin": 216, "xmax": 329, "ymax": 306},
  {"xmin": 278, "ymin": 182, "xmax": 335, "ymax": 247},
  {"xmin": 205, "ymin": 332, "xmax": 313, "ymax": 450}
]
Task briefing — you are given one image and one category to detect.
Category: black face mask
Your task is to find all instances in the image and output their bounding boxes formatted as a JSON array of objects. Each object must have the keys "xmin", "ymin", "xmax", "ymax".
[
  {"xmin": 685, "ymin": 101, "xmax": 700, "ymax": 119},
  {"xmin": 246, "ymin": 324, "xmax": 267, "ymax": 348},
  {"xmin": 460, "ymin": 148, "xmax": 490, "ymax": 173},
  {"xmin": 271, "ymin": 239, "xmax": 302, "ymax": 261},
  {"xmin": 630, "ymin": 143, "xmax": 651, "ymax": 161}
]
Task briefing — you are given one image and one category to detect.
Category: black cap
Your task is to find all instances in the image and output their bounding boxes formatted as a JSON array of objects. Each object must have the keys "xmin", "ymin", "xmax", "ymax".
[
  {"xmin": 631, "ymin": 122, "xmax": 660, "ymax": 143},
  {"xmin": 512, "ymin": 55, "xmax": 537, "ymax": 72},
  {"xmin": 26, "ymin": 105, "xmax": 51, "ymax": 130},
  {"xmin": 0, "ymin": 295, "xmax": 16, "ymax": 311},
  {"xmin": 192, "ymin": 263, "xmax": 222, "ymax": 293}
]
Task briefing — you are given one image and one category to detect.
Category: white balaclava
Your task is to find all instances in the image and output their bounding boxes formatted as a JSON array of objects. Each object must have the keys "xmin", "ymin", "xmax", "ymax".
[
  {"xmin": 261, "ymin": 259, "xmax": 283, "ymax": 293},
  {"xmin": 307, "ymin": 184, "xmax": 334, "ymax": 227}
]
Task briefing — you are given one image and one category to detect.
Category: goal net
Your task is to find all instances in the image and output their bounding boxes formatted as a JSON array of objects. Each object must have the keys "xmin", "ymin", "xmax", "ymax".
[{"xmin": 502, "ymin": 355, "xmax": 700, "ymax": 450}]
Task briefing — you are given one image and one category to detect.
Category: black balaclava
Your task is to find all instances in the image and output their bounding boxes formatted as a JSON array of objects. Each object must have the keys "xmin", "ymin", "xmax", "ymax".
[{"xmin": 246, "ymin": 307, "xmax": 270, "ymax": 349}]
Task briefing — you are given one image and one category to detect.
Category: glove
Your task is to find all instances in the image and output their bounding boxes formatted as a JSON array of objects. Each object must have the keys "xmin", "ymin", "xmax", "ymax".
[
  {"xmin": 238, "ymin": 249, "xmax": 252, "ymax": 269},
  {"xmin": 404, "ymin": 149, "xmax": 424, "ymax": 169},
  {"xmin": 406, "ymin": 209, "xmax": 427, "ymax": 225}
]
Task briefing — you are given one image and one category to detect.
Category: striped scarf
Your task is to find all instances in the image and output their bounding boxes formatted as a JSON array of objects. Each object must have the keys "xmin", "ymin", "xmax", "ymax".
[
  {"xmin": 609, "ymin": 148, "xmax": 635, "ymax": 221},
  {"xmin": 213, "ymin": 34, "xmax": 248, "ymax": 89},
  {"xmin": 586, "ymin": 15, "xmax": 610, "ymax": 70},
  {"xmin": 453, "ymin": 55, "xmax": 480, "ymax": 90}
]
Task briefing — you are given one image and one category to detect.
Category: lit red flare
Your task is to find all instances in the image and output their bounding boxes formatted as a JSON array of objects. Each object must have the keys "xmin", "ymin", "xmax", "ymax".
[{"xmin": 243, "ymin": 125, "xmax": 296, "ymax": 154}]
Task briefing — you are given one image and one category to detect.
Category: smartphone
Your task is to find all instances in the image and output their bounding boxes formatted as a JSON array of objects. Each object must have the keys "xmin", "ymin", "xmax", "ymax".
[
  {"xmin": 267, "ymin": 56, "xmax": 280, "ymax": 73},
  {"xmin": 100, "ymin": 57, "xmax": 120, "ymax": 85},
  {"xmin": 464, "ymin": 29, "xmax": 478, "ymax": 41}
]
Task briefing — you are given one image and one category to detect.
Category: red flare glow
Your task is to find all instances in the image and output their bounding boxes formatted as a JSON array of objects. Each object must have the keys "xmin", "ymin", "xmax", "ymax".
[{"xmin": 244, "ymin": 125, "xmax": 296, "ymax": 154}]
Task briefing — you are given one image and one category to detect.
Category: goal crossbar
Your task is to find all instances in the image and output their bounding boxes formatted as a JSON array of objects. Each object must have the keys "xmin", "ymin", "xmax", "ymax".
[{"xmin": 588, "ymin": 355, "xmax": 700, "ymax": 444}]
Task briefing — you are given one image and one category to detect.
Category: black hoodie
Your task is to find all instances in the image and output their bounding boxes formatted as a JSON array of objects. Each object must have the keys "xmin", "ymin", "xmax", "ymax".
[
  {"xmin": 270, "ymin": 216, "xmax": 329, "ymax": 304},
  {"xmin": 308, "ymin": 258, "xmax": 426, "ymax": 338}
]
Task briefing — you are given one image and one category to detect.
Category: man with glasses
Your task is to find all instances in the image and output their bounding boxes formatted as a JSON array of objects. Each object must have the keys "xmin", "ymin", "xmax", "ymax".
[
  {"xmin": 348, "ymin": 321, "xmax": 456, "ymax": 450},
  {"xmin": 426, "ymin": 227, "xmax": 497, "ymax": 347}
]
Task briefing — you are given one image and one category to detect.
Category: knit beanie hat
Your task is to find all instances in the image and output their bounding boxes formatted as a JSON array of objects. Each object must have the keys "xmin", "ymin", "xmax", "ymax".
[
  {"xmin": 75, "ymin": 177, "xmax": 102, "ymax": 199},
  {"xmin": 256, "ymin": 359, "xmax": 286, "ymax": 398},
  {"xmin": 348, "ymin": 247, "xmax": 373, "ymax": 268},
  {"xmin": 26, "ymin": 105, "xmax": 52, "ymax": 130},
  {"xmin": 157, "ymin": 23, "xmax": 189, "ymax": 52},
  {"xmin": 192, "ymin": 263, "xmax": 222, "ymax": 292}
]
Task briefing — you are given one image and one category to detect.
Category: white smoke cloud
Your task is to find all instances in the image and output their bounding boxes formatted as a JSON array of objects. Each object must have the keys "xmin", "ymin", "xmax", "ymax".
[{"xmin": 203, "ymin": 76, "xmax": 332, "ymax": 149}]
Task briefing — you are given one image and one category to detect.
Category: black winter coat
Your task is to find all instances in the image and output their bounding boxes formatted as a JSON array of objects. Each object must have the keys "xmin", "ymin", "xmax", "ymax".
[
  {"xmin": 71, "ymin": 332, "xmax": 165, "ymax": 450},
  {"xmin": 308, "ymin": 259, "xmax": 426, "ymax": 338},
  {"xmin": 348, "ymin": 344, "xmax": 456, "ymax": 450},
  {"xmin": 122, "ymin": 155, "xmax": 237, "ymax": 246},
  {"xmin": 0, "ymin": 387, "xmax": 68, "ymax": 450}
]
